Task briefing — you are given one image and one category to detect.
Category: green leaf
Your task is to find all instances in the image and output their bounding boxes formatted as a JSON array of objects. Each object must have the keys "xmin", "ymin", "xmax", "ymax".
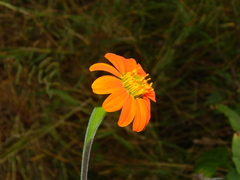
[
  {"xmin": 81, "ymin": 107, "xmax": 106, "ymax": 180},
  {"xmin": 50, "ymin": 89, "xmax": 79, "ymax": 106},
  {"xmin": 84, "ymin": 107, "xmax": 106, "ymax": 144},
  {"xmin": 206, "ymin": 91, "xmax": 225, "ymax": 105},
  {"xmin": 194, "ymin": 147, "xmax": 229, "ymax": 177},
  {"xmin": 232, "ymin": 133, "xmax": 240, "ymax": 174},
  {"xmin": 216, "ymin": 104, "xmax": 240, "ymax": 131},
  {"xmin": 225, "ymin": 169, "xmax": 240, "ymax": 180}
]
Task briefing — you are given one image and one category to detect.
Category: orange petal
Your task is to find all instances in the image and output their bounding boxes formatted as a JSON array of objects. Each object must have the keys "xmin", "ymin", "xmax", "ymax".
[
  {"xmin": 143, "ymin": 97, "xmax": 151, "ymax": 126},
  {"xmin": 136, "ymin": 64, "xmax": 147, "ymax": 76},
  {"xmin": 92, "ymin": 75, "xmax": 123, "ymax": 94},
  {"xmin": 144, "ymin": 90, "xmax": 156, "ymax": 102},
  {"xmin": 118, "ymin": 95, "xmax": 136, "ymax": 127},
  {"xmin": 125, "ymin": 58, "xmax": 137, "ymax": 72},
  {"xmin": 102, "ymin": 89, "xmax": 129, "ymax": 112},
  {"xmin": 89, "ymin": 63, "xmax": 121, "ymax": 78},
  {"xmin": 132, "ymin": 98, "xmax": 150, "ymax": 132},
  {"xmin": 105, "ymin": 53, "xmax": 127, "ymax": 75}
]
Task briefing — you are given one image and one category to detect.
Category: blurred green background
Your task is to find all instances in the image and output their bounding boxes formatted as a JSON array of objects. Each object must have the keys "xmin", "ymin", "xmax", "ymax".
[{"xmin": 0, "ymin": 0, "xmax": 240, "ymax": 179}]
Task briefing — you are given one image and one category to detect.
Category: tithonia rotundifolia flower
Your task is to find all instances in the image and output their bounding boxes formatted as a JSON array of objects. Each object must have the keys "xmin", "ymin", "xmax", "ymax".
[{"xmin": 89, "ymin": 53, "xmax": 156, "ymax": 132}]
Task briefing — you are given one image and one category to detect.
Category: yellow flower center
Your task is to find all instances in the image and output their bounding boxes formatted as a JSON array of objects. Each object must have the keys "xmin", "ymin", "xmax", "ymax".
[{"xmin": 121, "ymin": 69, "xmax": 153, "ymax": 98}]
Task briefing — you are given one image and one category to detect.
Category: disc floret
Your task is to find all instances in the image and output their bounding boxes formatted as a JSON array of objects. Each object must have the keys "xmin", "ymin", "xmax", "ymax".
[{"xmin": 121, "ymin": 69, "xmax": 153, "ymax": 98}]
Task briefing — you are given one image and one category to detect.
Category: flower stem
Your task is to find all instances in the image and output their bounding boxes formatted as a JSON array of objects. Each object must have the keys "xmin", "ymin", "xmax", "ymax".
[{"xmin": 80, "ymin": 107, "xmax": 106, "ymax": 180}]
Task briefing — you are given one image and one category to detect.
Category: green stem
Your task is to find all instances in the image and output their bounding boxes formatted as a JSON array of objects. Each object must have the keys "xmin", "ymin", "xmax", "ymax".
[{"xmin": 80, "ymin": 107, "xmax": 106, "ymax": 180}]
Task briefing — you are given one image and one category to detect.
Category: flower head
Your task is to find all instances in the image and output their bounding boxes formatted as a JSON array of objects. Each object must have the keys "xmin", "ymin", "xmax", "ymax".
[{"xmin": 89, "ymin": 53, "xmax": 156, "ymax": 132}]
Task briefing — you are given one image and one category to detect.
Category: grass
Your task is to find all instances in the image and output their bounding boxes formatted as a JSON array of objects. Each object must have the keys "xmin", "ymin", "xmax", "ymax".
[{"xmin": 0, "ymin": 0, "xmax": 240, "ymax": 179}]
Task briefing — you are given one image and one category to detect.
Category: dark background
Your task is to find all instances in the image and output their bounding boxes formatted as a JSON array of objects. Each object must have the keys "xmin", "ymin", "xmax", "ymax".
[{"xmin": 0, "ymin": 0, "xmax": 240, "ymax": 179}]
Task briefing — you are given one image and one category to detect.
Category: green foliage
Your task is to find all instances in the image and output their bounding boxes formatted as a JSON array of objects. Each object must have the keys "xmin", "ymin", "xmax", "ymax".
[
  {"xmin": 216, "ymin": 105, "xmax": 240, "ymax": 179},
  {"xmin": 206, "ymin": 91, "xmax": 226, "ymax": 105},
  {"xmin": 232, "ymin": 133, "xmax": 240, "ymax": 175},
  {"xmin": 194, "ymin": 147, "xmax": 230, "ymax": 177},
  {"xmin": 216, "ymin": 105, "xmax": 240, "ymax": 131},
  {"xmin": 226, "ymin": 169, "xmax": 240, "ymax": 180},
  {"xmin": 50, "ymin": 89, "xmax": 79, "ymax": 106}
]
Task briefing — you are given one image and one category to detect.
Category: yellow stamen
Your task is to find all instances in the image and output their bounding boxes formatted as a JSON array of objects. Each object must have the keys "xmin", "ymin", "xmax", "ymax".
[{"xmin": 121, "ymin": 69, "xmax": 153, "ymax": 98}]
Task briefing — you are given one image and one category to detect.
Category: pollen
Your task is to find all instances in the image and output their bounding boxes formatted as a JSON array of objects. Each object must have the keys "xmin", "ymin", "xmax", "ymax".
[{"xmin": 121, "ymin": 69, "xmax": 153, "ymax": 98}]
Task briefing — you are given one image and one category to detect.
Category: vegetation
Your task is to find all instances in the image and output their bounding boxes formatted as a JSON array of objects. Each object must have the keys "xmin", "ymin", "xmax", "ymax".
[{"xmin": 0, "ymin": 0, "xmax": 240, "ymax": 179}]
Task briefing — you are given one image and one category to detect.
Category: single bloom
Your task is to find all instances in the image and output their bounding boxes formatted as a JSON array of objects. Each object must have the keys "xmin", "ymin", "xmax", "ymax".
[{"xmin": 89, "ymin": 53, "xmax": 156, "ymax": 132}]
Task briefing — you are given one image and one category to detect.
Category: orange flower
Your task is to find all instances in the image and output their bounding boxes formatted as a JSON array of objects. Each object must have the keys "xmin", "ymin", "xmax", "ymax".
[{"xmin": 89, "ymin": 53, "xmax": 156, "ymax": 132}]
